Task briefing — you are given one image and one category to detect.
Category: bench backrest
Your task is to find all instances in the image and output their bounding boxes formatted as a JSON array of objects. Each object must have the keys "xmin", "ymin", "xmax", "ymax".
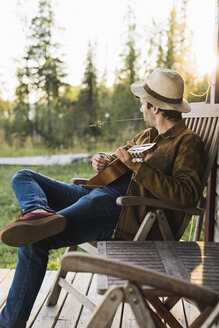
[{"xmin": 183, "ymin": 103, "xmax": 219, "ymax": 190}]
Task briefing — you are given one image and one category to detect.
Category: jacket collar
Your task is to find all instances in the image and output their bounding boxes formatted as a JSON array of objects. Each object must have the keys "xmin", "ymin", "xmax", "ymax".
[
  {"xmin": 159, "ymin": 119, "xmax": 186, "ymax": 140},
  {"xmin": 149, "ymin": 127, "xmax": 158, "ymax": 142}
]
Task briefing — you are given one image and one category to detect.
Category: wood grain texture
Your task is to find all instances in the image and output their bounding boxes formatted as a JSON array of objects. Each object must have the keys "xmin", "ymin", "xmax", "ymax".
[{"xmin": 96, "ymin": 241, "xmax": 219, "ymax": 299}]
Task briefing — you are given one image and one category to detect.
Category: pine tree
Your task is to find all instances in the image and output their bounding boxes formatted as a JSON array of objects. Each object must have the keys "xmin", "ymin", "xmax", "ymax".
[
  {"xmin": 111, "ymin": 5, "xmax": 142, "ymax": 140},
  {"xmin": 152, "ymin": 0, "xmax": 198, "ymax": 100},
  {"xmin": 14, "ymin": 57, "xmax": 32, "ymax": 136},
  {"xmin": 176, "ymin": 0, "xmax": 198, "ymax": 99},
  {"xmin": 15, "ymin": 0, "xmax": 67, "ymax": 143},
  {"xmin": 166, "ymin": 7, "xmax": 178, "ymax": 69},
  {"xmin": 76, "ymin": 42, "xmax": 100, "ymax": 138}
]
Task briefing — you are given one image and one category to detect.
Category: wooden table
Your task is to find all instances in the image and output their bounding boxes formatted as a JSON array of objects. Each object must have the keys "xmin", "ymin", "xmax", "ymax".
[
  {"xmin": 94, "ymin": 241, "xmax": 219, "ymax": 327},
  {"xmin": 59, "ymin": 241, "xmax": 219, "ymax": 327},
  {"xmin": 97, "ymin": 241, "xmax": 219, "ymax": 295}
]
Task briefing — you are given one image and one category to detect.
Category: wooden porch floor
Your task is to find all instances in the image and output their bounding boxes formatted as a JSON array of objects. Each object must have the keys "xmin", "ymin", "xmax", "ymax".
[{"xmin": 0, "ymin": 268, "xmax": 200, "ymax": 328}]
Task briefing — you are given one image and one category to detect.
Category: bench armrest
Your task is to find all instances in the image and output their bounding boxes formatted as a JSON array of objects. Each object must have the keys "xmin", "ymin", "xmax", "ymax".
[{"xmin": 116, "ymin": 196, "xmax": 204, "ymax": 216}]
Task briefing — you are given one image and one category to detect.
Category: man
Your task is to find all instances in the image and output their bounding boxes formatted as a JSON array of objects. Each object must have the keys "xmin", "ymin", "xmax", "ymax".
[{"xmin": 0, "ymin": 68, "xmax": 205, "ymax": 327}]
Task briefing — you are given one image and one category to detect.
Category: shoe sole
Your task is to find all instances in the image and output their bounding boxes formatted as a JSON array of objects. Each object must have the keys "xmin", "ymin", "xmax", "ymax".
[{"xmin": 0, "ymin": 215, "xmax": 67, "ymax": 247}]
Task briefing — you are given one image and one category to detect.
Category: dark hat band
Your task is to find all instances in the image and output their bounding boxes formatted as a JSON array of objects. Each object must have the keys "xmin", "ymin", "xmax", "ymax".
[{"xmin": 143, "ymin": 83, "xmax": 182, "ymax": 104}]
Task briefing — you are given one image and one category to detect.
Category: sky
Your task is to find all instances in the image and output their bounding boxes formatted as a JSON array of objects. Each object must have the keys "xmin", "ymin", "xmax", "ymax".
[{"xmin": 0, "ymin": 0, "xmax": 216, "ymax": 101}]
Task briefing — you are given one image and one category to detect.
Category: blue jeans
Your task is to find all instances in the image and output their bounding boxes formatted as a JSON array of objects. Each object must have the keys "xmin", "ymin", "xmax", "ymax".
[{"xmin": 0, "ymin": 169, "xmax": 122, "ymax": 328}]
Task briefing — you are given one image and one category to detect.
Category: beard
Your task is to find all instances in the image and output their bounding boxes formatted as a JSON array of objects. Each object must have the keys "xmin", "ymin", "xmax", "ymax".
[{"xmin": 144, "ymin": 111, "xmax": 156, "ymax": 128}]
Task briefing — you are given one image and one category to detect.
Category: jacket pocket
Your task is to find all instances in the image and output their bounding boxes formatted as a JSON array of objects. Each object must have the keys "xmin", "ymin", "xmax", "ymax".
[{"xmin": 145, "ymin": 151, "xmax": 171, "ymax": 172}]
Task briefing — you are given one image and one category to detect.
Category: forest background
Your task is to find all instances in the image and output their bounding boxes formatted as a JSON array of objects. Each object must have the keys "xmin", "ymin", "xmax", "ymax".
[{"xmin": 0, "ymin": 0, "xmax": 212, "ymax": 156}]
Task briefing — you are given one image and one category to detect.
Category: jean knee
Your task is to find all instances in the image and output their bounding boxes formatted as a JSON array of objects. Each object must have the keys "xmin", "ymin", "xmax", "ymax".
[{"xmin": 11, "ymin": 169, "xmax": 33, "ymax": 189}]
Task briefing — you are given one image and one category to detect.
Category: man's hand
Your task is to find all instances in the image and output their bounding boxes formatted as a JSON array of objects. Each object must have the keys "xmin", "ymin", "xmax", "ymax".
[
  {"xmin": 115, "ymin": 141, "xmax": 141, "ymax": 174},
  {"xmin": 91, "ymin": 153, "xmax": 109, "ymax": 172}
]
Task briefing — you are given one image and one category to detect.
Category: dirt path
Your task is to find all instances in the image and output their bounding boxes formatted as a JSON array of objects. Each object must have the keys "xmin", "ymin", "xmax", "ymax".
[{"xmin": 0, "ymin": 154, "xmax": 91, "ymax": 166}]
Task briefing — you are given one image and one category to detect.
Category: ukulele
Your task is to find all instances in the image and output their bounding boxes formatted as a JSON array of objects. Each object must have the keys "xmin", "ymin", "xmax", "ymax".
[{"xmin": 86, "ymin": 143, "xmax": 156, "ymax": 187}]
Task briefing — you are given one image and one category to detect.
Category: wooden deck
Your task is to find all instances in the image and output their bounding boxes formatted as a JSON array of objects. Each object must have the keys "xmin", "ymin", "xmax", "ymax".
[
  {"xmin": 0, "ymin": 268, "xmax": 202, "ymax": 328},
  {"xmin": 0, "ymin": 269, "xmax": 102, "ymax": 328}
]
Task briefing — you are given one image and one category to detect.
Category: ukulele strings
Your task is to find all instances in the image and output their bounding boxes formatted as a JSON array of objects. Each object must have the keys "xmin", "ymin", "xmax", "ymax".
[{"xmin": 89, "ymin": 118, "xmax": 144, "ymax": 128}]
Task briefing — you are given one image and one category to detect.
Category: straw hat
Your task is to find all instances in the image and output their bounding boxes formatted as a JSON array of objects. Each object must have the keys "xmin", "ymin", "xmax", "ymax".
[{"xmin": 130, "ymin": 68, "xmax": 191, "ymax": 113}]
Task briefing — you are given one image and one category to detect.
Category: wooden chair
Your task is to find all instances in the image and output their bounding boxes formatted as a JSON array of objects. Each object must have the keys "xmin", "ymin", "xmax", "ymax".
[
  {"xmin": 118, "ymin": 102, "xmax": 219, "ymax": 243},
  {"xmin": 60, "ymin": 250, "xmax": 219, "ymax": 328},
  {"xmin": 47, "ymin": 102, "xmax": 219, "ymax": 312}
]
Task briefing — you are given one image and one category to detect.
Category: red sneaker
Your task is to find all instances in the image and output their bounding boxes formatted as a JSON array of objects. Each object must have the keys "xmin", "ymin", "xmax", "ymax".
[
  {"xmin": 0, "ymin": 211, "xmax": 67, "ymax": 247},
  {"xmin": 16, "ymin": 211, "xmax": 56, "ymax": 222}
]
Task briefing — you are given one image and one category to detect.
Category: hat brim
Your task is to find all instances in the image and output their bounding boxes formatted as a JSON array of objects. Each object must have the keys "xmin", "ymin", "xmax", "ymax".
[{"xmin": 131, "ymin": 81, "xmax": 191, "ymax": 113}]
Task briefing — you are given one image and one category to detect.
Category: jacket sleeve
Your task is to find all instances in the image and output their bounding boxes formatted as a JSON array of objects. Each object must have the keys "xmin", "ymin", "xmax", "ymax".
[{"xmin": 133, "ymin": 134, "xmax": 205, "ymax": 208}]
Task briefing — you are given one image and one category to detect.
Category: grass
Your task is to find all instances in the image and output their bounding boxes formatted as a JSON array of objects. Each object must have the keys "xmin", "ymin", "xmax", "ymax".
[{"xmin": 0, "ymin": 162, "xmax": 204, "ymax": 270}]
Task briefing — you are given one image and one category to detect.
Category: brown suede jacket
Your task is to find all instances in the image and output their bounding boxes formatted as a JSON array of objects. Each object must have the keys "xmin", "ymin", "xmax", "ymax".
[{"xmin": 113, "ymin": 119, "xmax": 205, "ymax": 241}]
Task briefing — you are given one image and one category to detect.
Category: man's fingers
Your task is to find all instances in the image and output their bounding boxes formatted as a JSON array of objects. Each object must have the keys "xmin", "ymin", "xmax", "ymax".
[
  {"xmin": 95, "ymin": 157, "xmax": 106, "ymax": 164},
  {"xmin": 116, "ymin": 147, "xmax": 131, "ymax": 161},
  {"xmin": 127, "ymin": 140, "xmax": 135, "ymax": 147},
  {"xmin": 91, "ymin": 154, "xmax": 108, "ymax": 172}
]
